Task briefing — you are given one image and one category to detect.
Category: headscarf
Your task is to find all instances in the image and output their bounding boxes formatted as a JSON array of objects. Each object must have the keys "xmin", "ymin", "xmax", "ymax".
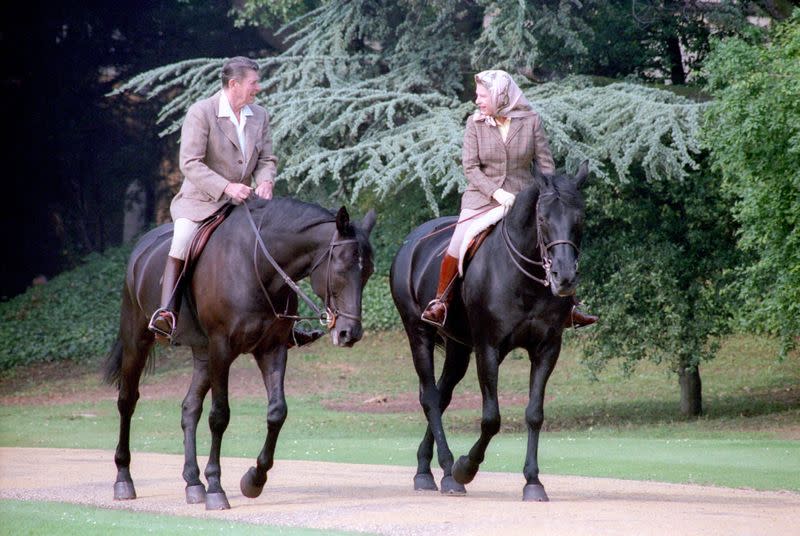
[{"xmin": 472, "ymin": 70, "xmax": 536, "ymax": 126}]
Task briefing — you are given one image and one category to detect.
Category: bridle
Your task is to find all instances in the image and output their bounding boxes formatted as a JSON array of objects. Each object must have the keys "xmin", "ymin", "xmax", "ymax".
[
  {"xmin": 501, "ymin": 192, "xmax": 581, "ymax": 287},
  {"xmin": 243, "ymin": 200, "xmax": 362, "ymax": 329}
]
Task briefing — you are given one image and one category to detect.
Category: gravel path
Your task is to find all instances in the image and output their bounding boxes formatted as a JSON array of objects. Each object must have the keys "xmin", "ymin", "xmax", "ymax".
[{"xmin": 1, "ymin": 447, "xmax": 798, "ymax": 535}]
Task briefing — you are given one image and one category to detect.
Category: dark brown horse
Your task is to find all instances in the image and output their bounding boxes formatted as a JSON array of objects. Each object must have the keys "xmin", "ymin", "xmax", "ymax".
[
  {"xmin": 104, "ymin": 197, "xmax": 376, "ymax": 509},
  {"xmin": 390, "ymin": 162, "xmax": 589, "ymax": 501}
]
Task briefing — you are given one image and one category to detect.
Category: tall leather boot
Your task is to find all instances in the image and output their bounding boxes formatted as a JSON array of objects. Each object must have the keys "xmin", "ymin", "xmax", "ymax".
[
  {"xmin": 420, "ymin": 254, "xmax": 459, "ymax": 328},
  {"xmin": 148, "ymin": 256, "xmax": 185, "ymax": 342},
  {"xmin": 565, "ymin": 296, "xmax": 598, "ymax": 329}
]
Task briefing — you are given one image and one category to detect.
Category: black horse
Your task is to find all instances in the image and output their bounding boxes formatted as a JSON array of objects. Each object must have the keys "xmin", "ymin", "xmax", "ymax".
[
  {"xmin": 390, "ymin": 162, "xmax": 589, "ymax": 501},
  {"xmin": 104, "ymin": 197, "xmax": 376, "ymax": 509}
]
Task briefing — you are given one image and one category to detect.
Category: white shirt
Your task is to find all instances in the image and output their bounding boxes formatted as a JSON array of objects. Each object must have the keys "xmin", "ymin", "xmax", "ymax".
[
  {"xmin": 218, "ymin": 91, "xmax": 253, "ymax": 158},
  {"xmin": 497, "ymin": 117, "xmax": 511, "ymax": 142}
]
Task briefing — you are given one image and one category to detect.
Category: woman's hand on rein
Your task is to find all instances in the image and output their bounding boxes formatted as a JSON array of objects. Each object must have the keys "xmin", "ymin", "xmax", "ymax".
[{"xmin": 492, "ymin": 188, "xmax": 516, "ymax": 212}]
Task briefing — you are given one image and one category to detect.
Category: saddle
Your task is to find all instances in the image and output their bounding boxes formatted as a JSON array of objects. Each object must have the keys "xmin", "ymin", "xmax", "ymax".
[
  {"xmin": 182, "ymin": 203, "xmax": 236, "ymax": 277},
  {"xmin": 462, "ymin": 227, "xmax": 493, "ymax": 270}
]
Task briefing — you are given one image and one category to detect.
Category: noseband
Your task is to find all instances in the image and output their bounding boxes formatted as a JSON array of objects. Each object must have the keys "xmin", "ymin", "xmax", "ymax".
[
  {"xmin": 308, "ymin": 236, "xmax": 362, "ymax": 328},
  {"xmin": 501, "ymin": 192, "xmax": 581, "ymax": 286},
  {"xmin": 244, "ymin": 201, "xmax": 362, "ymax": 329}
]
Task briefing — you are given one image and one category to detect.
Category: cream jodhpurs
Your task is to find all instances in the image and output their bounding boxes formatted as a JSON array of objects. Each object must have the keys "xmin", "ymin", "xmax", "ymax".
[
  {"xmin": 168, "ymin": 218, "xmax": 200, "ymax": 260},
  {"xmin": 446, "ymin": 208, "xmax": 483, "ymax": 257}
]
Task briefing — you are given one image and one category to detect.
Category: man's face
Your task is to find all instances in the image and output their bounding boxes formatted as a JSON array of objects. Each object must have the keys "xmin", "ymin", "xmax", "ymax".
[{"xmin": 230, "ymin": 69, "xmax": 260, "ymax": 108}]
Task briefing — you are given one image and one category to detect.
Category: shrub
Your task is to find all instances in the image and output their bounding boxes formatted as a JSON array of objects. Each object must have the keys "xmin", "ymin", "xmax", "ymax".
[{"xmin": 0, "ymin": 246, "xmax": 130, "ymax": 370}]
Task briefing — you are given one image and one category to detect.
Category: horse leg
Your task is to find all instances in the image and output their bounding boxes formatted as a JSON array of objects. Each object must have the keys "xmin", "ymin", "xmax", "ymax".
[
  {"xmin": 240, "ymin": 345, "xmax": 288, "ymax": 499},
  {"xmin": 110, "ymin": 296, "xmax": 153, "ymax": 500},
  {"xmin": 407, "ymin": 325, "xmax": 447, "ymax": 492},
  {"xmin": 203, "ymin": 343, "xmax": 234, "ymax": 510},
  {"xmin": 452, "ymin": 343, "xmax": 501, "ymax": 486},
  {"xmin": 418, "ymin": 339, "xmax": 471, "ymax": 494},
  {"xmin": 181, "ymin": 347, "xmax": 211, "ymax": 504},
  {"xmin": 521, "ymin": 341, "xmax": 561, "ymax": 502}
]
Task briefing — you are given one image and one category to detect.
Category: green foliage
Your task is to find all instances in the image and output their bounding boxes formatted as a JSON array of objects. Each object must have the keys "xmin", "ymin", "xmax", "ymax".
[
  {"xmin": 702, "ymin": 11, "xmax": 800, "ymax": 352},
  {"xmin": 103, "ymin": 0, "xmax": 766, "ymax": 399},
  {"xmin": 578, "ymin": 164, "xmax": 739, "ymax": 377},
  {"xmin": 0, "ymin": 246, "xmax": 130, "ymax": 370},
  {"xmin": 472, "ymin": 0, "xmax": 590, "ymax": 76}
]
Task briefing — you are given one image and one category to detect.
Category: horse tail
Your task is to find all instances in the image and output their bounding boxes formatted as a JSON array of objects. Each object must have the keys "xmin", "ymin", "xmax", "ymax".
[{"xmin": 102, "ymin": 337, "xmax": 124, "ymax": 388}]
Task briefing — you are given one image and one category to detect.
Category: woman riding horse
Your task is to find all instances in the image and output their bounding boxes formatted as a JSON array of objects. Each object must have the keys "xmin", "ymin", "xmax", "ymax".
[{"xmin": 420, "ymin": 69, "xmax": 596, "ymax": 328}]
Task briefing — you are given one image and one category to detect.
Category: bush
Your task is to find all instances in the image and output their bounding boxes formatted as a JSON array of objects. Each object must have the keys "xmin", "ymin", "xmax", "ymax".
[
  {"xmin": 0, "ymin": 246, "xmax": 130, "ymax": 370},
  {"xmin": 0, "ymin": 245, "xmax": 401, "ymax": 372}
]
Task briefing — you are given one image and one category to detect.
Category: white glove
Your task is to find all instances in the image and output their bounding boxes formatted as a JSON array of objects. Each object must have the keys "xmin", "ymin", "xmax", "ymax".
[{"xmin": 492, "ymin": 188, "xmax": 515, "ymax": 209}]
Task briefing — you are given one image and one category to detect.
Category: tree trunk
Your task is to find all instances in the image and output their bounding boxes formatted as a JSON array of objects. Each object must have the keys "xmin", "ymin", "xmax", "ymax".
[
  {"xmin": 678, "ymin": 365, "xmax": 703, "ymax": 417},
  {"xmin": 666, "ymin": 35, "xmax": 686, "ymax": 85}
]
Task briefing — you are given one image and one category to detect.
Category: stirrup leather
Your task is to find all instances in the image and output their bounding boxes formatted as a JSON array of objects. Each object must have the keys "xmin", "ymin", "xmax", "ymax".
[
  {"xmin": 420, "ymin": 298, "xmax": 447, "ymax": 328},
  {"xmin": 148, "ymin": 308, "xmax": 176, "ymax": 339}
]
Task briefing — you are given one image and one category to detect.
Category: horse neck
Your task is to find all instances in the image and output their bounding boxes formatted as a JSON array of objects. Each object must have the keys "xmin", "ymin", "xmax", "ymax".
[
  {"xmin": 503, "ymin": 186, "xmax": 541, "ymax": 257},
  {"xmin": 261, "ymin": 221, "xmax": 335, "ymax": 278}
]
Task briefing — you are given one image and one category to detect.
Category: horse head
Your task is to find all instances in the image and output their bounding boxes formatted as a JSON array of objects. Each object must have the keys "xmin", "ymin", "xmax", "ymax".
[
  {"xmin": 533, "ymin": 160, "xmax": 590, "ymax": 297},
  {"xmin": 308, "ymin": 206, "xmax": 376, "ymax": 347}
]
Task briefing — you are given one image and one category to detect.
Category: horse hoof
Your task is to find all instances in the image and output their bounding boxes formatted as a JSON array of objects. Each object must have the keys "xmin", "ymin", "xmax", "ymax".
[
  {"xmin": 452, "ymin": 456, "xmax": 478, "ymax": 485},
  {"xmin": 185, "ymin": 484, "xmax": 206, "ymax": 504},
  {"xmin": 522, "ymin": 484, "xmax": 549, "ymax": 502},
  {"xmin": 205, "ymin": 492, "xmax": 231, "ymax": 510},
  {"xmin": 413, "ymin": 473, "xmax": 438, "ymax": 491},
  {"xmin": 113, "ymin": 481, "xmax": 136, "ymax": 500},
  {"xmin": 240, "ymin": 466, "xmax": 267, "ymax": 499},
  {"xmin": 440, "ymin": 475, "xmax": 467, "ymax": 495}
]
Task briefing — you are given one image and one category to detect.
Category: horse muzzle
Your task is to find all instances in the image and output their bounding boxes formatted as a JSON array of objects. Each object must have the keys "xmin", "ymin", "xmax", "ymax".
[
  {"xmin": 548, "ymin": 267, "xmax": 578, "ymax": 297},
  {"xmin": 330, "ymin": 322, "xmax": 363, "ymax": 348}
]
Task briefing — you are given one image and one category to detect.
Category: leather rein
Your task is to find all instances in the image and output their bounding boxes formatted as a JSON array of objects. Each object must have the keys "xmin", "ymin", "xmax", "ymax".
[
  {"xmin": 501, "ymin": 192, "xmax": 580, "ymax": 287},
  {"xmin": 243, "ymin": 199, "xmax": 361, "ymax": 329}
]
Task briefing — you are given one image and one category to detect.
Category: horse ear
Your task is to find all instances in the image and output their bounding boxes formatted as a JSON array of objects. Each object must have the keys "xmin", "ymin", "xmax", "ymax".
[
  {"xmin": 361, "ymin": 209, "xmax": 377, "ymax": 237},
  {"xmin": 574, "ymin": 160, "xmax": 590, "ymax": 188},
  {"xmin": 336, "ymin": 206, "xmax": 350, "ymax": 232}
]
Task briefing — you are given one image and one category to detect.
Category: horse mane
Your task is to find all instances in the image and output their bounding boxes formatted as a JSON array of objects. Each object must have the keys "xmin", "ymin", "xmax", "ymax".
[{"xmin": 246, "ymin": 197, "xmax": 346, "ymax": 234}]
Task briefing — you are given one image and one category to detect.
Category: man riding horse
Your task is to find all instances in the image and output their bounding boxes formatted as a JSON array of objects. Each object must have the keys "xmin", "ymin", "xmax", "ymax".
[{"xmin": 148, "ymin": 55, "xmax": 321, "ymax": 347}]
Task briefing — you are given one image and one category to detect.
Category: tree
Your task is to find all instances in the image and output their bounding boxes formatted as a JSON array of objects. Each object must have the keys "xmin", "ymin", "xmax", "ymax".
[
  {"xmin": 702, "ymin": 10, "xmax": 800, "ymax": 354},
  {"xmin": 114, "ymin": 1, "xmax": 753, "ymax": 416},
  {"xmin": 0, "ymin": 0, "xmax": 270, "ymax": 299}
]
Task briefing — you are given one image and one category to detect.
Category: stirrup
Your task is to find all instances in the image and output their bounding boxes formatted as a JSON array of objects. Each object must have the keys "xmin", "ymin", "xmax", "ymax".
[
  {"xmin": 148, "ymin": 308, "xmax": 176, "ymax": 340},
  {"xmin": 420, "ymin": 299, "xmax": 447, "ymax": 328}
]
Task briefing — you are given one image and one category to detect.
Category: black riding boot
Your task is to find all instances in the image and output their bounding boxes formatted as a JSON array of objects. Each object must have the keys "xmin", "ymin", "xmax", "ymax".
[
  {"xmin": 287, "ymin": 325, "xmax": 326, "ymax": 349},
  {"xmin": 148, "ymin": 256, "xmax": 185, "ymax": 342}
]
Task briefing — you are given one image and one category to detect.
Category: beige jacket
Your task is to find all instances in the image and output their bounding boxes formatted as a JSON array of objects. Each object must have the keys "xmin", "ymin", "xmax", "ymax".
[
  {"xmin": 170, "ymin": 91, "xmax": 278, "ymax": 221},
  {"xmin": 460, "ymin": 113, "xmax": 555, "ymax": 211}
]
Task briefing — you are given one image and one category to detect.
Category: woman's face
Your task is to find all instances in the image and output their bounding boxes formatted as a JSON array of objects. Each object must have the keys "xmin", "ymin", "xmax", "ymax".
[{"xmin": 475, "ymin": 84, "xmax": 494, "ymax": 116}]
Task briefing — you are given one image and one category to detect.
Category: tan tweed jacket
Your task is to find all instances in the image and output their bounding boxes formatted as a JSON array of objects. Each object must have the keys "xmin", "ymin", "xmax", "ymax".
[
  {"xmin": 460, "ymin": 113, "xmax": 555, "ymax": 211},
  {"xmin": 171, "ymin": 91, "xmax": 278, "ymax": 221}
]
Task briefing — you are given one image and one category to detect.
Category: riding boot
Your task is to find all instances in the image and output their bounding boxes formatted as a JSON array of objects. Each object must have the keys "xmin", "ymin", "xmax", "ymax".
[
  {"xmin": 565, "ymin": 297, "xmax": 598, "ymax": 329},
  {"xmin": 287, "ymin": 325, "xmax": 326, "ymax": 349},
  {"xmin": 420, "ymin": 254, "xmax": 460, "ymax": 328},
  {"xmin": 148, "ymin": 256, "xmax": 185, "ymax": 342}
]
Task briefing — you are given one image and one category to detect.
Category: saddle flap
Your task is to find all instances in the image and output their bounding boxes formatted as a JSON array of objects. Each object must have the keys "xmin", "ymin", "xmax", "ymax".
[{"xmin": 185, "ymin": 204, "xmax": 236, "ymax": 269}]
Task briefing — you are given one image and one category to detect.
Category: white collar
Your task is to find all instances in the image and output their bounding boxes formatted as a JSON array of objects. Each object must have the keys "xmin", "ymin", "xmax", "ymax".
[{"xmin": 218, "ymin": 90, "xmax": 253, "ymax": 119}]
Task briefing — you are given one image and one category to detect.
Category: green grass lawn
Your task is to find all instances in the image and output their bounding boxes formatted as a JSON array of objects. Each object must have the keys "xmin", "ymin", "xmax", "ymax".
[
  {"xmin": 0, "ymin": 499, "xmax": 364, "ymax": 536},
  {"xmin": 0, "ymin": 330, "xmax": 798, "ymax": 493}
]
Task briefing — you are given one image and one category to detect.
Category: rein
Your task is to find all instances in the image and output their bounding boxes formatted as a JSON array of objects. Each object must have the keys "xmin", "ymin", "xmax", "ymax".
[
  {"xmin": 243, "ymin": 199, "xmax": 360, "ymax": 329},
  {"xmin": 501, "ymin": 192, "xmax": 581, "ymax": 287}
]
